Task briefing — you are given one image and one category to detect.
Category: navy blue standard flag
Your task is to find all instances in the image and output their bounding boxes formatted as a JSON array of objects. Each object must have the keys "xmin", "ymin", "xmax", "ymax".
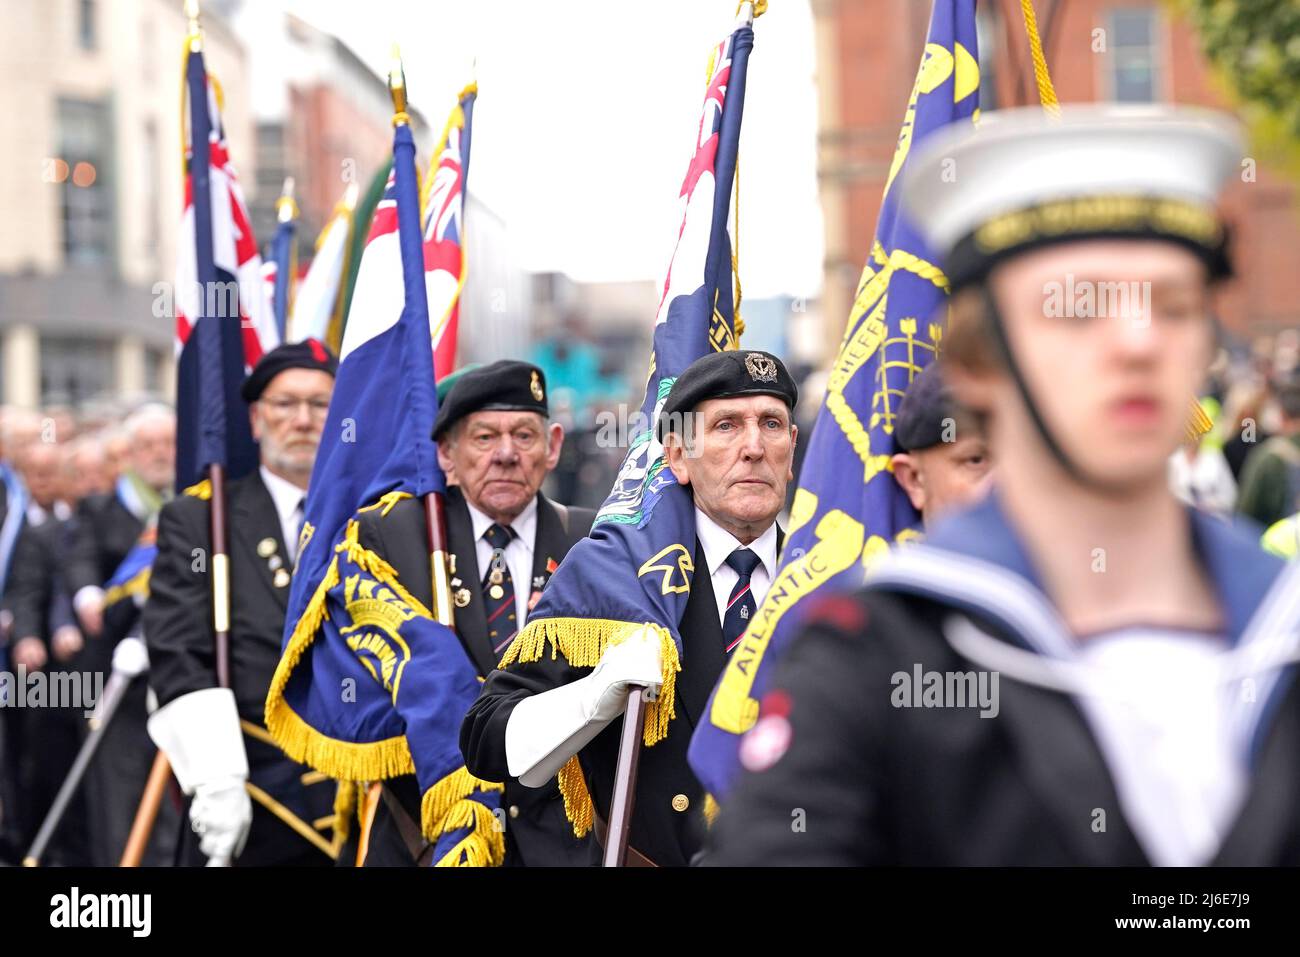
[
  {"xmin": 689, "ymin": 0, "xmax": 980, "ymax": 798},
  {"xmin": 174, "ymin": 40, "xmax": 277, "ymax": 491},
  {"xmin": 496, "ymin": 17, "xmax": 755, "ymax": 836},
  {"xmin": 265, "ymin": 107, "xmax": 503, "ymax": 866}
]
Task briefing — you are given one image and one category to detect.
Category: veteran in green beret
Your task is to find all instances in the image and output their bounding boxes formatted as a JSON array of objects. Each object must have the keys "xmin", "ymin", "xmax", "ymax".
[{"xmin": 344, "ymin": 358, "xmax": 601, "ymax": 867}]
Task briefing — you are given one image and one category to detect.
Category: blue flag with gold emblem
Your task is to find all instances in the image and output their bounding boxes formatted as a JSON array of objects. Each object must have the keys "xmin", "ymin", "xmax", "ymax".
[
  {"xmin": 496, "ymin": 19, "xmax": 755, "ymax": 835},
  {"xmin": 265, "ymin": 112, "xmax": 504, "ymax": 866},
  {"xmin": 689, "ymin": 0, "xmax": 980, "ymax": 798}
]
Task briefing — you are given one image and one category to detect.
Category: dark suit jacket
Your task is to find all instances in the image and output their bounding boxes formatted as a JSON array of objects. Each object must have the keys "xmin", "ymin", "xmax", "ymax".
[
  {"xmin": 461, "ymin": 528, "xmax": 783, "ymax": 867},
  {"xmin": 143, "ymin": 471, "xmax": 334, "ymax": 866},
  {"xmin": 67, "ymin": 492, "xmax": 145, "ymax": 598},
  {"xmin": 354, "ymin": 486, "xmax": 600, "ymax": 867},
  {"xmin": 6, "ymin": 512, "xmax": 77, "ymax": 647}
]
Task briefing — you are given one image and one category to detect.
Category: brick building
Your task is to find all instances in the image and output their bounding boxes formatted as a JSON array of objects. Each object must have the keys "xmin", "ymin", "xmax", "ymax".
[{"xmin": 814, "ymin": 0, "xmax": 1300, "ymax": 353}]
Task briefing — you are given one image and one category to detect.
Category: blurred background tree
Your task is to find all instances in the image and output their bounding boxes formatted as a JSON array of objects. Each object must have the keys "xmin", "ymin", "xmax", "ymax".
[{"xmin": 1177, "ymin": 0, "xmax": 1300, "ymax": 177}]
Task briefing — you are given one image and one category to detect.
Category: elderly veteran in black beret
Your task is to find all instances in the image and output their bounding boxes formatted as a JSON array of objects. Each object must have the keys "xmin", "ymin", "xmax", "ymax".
[
  {"xmin": 890, "ymin": 361, "xmax": 993, "ymax": 529},
  {"xmin": 144, "ymin": 339, "xmax": 338, "ymax": 866},
  {"xmin": 658, "ymin": 350, "xmax": 799, "ymax": 658},
  {"xmin": 339, "ymin": 358, "xmax": 600, "ymax": 867},
  {"xmin": 463, "ymin": 349, "xmax": 798, "ymax": 867}
]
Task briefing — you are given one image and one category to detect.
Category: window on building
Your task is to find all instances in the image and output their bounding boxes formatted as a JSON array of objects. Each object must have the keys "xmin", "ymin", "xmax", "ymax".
[
  {"xmin": 40, "ymin": 337, "xmax": 113, "ymax": 407},
  {"xmin": 975, "ymin": 6, "xmax": 999, "ymax": 111},
  {"xmin": 78, "ymin": 0, "xmax": 96, "ymax": 51},
  {"xmin": 145, "ymin": 347, "xmax": 168, "ymax": 396},
  {"xmin": 1109, "ymin": 7, "xmax": 1160, "ymax": 102},
  {"xmin": 57, "ymin": 98, "xmax": 113, "ymax": 267},
  {"xmin": 143, "ymin": 119, "xmax": 160, "ymax": 271}
]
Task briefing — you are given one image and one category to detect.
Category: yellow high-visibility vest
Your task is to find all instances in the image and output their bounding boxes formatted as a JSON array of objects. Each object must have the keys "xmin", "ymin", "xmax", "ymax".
[{"xmin": 1261, "ymin": 514, "xmax": 1300, "ymax": 560}]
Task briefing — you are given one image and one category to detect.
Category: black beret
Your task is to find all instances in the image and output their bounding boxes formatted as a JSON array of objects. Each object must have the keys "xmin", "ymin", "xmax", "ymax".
[
  {"xmin": 433, "ymin": 359, "xmax": 548, "ymax": 439},
  {"xmin": 894, "ymin": 363, "xmax": 957, "ymax": 452},
  {"xmin": 658, "ymin": 350, "xmax": 797, "ymax": 440},
  {"xmin": 241, "ymin": 339, "xmax": 338, "ymax": 402}
]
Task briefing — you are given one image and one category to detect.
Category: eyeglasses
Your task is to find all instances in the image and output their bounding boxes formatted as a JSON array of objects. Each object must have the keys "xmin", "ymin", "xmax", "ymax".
[{"xmin": 260, "ymin": 395, "xmax": 331, "ymax": 420}]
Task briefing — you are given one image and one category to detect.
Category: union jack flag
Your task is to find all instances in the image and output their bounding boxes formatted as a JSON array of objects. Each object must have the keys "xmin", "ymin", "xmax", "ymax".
[
  {"xmin": 173, "ymin": 42, "xmax": 271, "ymax": 490},
  {"xmin": 346, "ymin": 86, "xmax": 475, "ymax": 380},
  {"xmin": 422, "ymin": 85, "xmax": 475, "ymax": 380},
  {"xmin": 174, "ymin": 57, "xmax": 278, "ymax": 369}
]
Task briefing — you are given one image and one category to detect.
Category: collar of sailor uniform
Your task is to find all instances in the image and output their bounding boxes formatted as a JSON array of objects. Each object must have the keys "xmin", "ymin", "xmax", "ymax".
[
  {"xmin": 870, "ymin": 490, "xmax": 1300, "ymax": 769},
  {"xmin": 869, "ymin": 489, "xmax": 1296, "ymax": 654}
]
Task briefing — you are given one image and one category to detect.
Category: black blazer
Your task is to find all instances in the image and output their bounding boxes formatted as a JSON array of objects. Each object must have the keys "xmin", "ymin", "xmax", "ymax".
[
  {"xmin": 461, "ymin": 528, "xmax": 784, "ymax": 867},
  {"xmin": 67, "ymin": 492, "xmax": 145, "ymax": 598},
  {"xmin": 353, "ymin": 486, "xmax": 600, "ymax": 867},
  {"xmin": 143, "ymin": 471, "xmax": 334, "ymax": 866},
  {"xmin": 6, "ymin": 512, "xmax": 78, "ymax": 646}
]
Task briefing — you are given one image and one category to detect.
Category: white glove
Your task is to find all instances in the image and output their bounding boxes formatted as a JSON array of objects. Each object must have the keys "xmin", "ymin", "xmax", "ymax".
[
  {"xmin": 111, "ymin": 636, "xmax": 149, "ymax": 677},
  {"xmin": 506, "ymin": 625, "xmax": 663, "ymax": 787},
  {"xmin": 585, "ymin": 626, "xmax": 663, "ymax": 720},
  {"xmin": 190, "ymin": 777, "xmax": 252, "ymax": 865},
  {"xmin": 147, "ymin": 687, "xmax": 252, "ymax": 865}
]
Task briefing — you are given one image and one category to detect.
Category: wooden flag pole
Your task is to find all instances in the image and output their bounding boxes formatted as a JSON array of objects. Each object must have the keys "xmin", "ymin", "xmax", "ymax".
[
  {"xmin": 119, "ymin": 751, "xmax": 173, "ymax": 867},
  {"xmin": 602, "ymin": 689, "xmax": 648, "ymax": 867}
]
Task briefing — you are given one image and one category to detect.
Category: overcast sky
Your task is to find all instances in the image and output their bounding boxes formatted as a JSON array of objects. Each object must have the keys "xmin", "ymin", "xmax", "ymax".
[{"xmin": 283, "ymin": 0, "xmax": 824, "ymax": 298}]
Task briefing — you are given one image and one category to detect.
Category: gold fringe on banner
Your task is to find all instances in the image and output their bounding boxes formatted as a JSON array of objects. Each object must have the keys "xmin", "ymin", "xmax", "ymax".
[
  {"xmin": 433, "ymin": 798, "xmax": 506, "ymax": 867},
  {"xmin": 266, "ymin": 490, "xmax": 504, "ymax": 864},
  {"xmin": 498, "ymin": 618, "xmax": 681, "ymax": 746},
  {"xmin": 702, "ymin": 793, "xmax": 721, "ymax": 829},
  {"xmin": 557, "ymin": 755, "xmax": 595, "ymax": 838}
]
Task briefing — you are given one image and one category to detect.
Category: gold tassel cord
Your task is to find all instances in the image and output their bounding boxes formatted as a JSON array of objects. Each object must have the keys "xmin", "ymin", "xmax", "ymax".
[
  {"xmin": 332, "ymin": 779, "xmax": 357, "ymax": 848},
  {"xmin": 1018, "ymin": 0, "xmax": 1061, "ymax": 118},
  {"xmin": 557, "ymin": 754, "xmax": 595, "ymax": 839}
]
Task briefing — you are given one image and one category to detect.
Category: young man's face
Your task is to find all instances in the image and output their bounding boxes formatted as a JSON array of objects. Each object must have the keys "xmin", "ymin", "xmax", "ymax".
[{"xmin": 980, "ymin": 240, "xmax": 1213, "ymax": 489}]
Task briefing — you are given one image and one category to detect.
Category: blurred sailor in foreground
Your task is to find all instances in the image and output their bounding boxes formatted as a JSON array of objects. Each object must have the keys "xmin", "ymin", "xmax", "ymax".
[
  {"xmin": 144, "ymin": 341, "xmax": 339, "ymax": 866},
  {"xmin": 708, "ymin": 105, "xmax": 1300, "ymax": 866}
]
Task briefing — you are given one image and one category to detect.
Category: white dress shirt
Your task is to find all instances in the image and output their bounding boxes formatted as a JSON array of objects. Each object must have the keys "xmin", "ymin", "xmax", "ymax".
[
  {"xmin": 26, "ymin": 499, "xmax": 71, "ymax": 528},
  {"xmin": 694, "ymin": 507, "xmax": 779, "ymax": 626},
  {"xmin": 259, "ymin": 466, "xmax": 308, "ymax": 563},
  {"xmin": 1073, "ymin": 626, "xmax": 1245, "ymax": 867},
  {"xmin": 466, "ymin": 496, "xmax": 538, "ymax": 628}
]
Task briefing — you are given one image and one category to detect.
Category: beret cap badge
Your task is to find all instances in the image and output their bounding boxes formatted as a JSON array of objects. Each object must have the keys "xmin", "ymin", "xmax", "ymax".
[
  {"xmin": 530, "ymin": 370, "xmax": 545, "ymax": 402},
  {"xmin": 745, "ymin": 352, "xmax": 778, "ymax": 383}
]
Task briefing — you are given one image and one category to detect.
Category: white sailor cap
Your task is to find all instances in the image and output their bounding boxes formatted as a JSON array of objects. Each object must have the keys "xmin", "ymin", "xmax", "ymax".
[{"xmin": 899, "ymin": 105, "xmax": 1244, "ymax": 290}]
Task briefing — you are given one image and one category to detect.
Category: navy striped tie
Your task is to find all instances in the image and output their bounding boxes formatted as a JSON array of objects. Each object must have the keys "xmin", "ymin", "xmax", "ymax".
[
  {"xmin": 723, "ymin": 548, "xmax": 761, "ymax": 652},
  {"xmin": 481, "ymin": 523, "xmax": 518, "ymax": 654}
]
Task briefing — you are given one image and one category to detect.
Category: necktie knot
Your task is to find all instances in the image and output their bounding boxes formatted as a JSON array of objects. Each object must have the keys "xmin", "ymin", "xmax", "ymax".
[
  {"xmin": 725, "ymin": 547, "xmax": 761, "ymax": 581},
  {"xmin": 483, "ymin": 523, "xmax": 516, "ymax": 551}
]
